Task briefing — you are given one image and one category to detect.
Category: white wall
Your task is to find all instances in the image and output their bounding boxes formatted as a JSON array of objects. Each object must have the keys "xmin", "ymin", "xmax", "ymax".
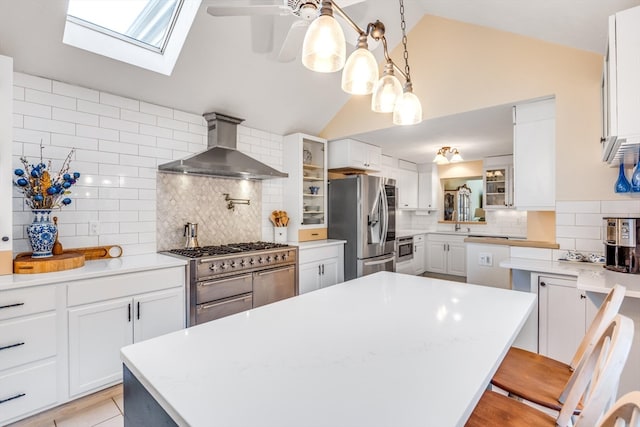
[{"xmin": 12, "ymin": 72, "xmax": 284, "ymax": 256}]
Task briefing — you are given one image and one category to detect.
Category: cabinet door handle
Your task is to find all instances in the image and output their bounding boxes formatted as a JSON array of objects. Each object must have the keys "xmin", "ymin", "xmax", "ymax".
[
  {"xmin": 318, "ymin": 265, "xmax": 321, "ymax": 276},
  {"xmin": 321, "ymin": 264, "xmax": 325, "ymax": 275},
  {"xmin": 0, "ymin": 342, "xmax": 25, "ymax": 352},
  {"xmin": 580, "ymin": 294, "xmax": 586, "ymax": 299},
  {"xmin": 137, "ymin": 301, "xmax": 140, "ymax": 320},
  {"xmin": 0, "ymin": 302, "xmax": 24, "ymax": 310},
  {"xmin": 0, "ymin": 393, "xmax": 26, "ymax": 405},
  {"xmin": 540, "ymin": 282, "xmax": 546, "ymax": 287},
  {"xmin": 128, "ymin": 303, "xmax": 131, "ymax": 322}
]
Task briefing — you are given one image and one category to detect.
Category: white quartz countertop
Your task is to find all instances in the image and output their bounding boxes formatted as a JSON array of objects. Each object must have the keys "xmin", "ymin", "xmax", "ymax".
[
  {"xmin": 396, "ymin": 229, "xmax": 526, "ymax": 239},
  {"xmin": 121, "ymin": 271, "xmax": 535, "ymax": 427},
  {"xmin": 0, "ymin": 253, "xmax": 187, "ymax": 291},
  {"xmin": 500, "ymin": 258, "xmax": 640, "ymax": 298},
  {"xmin": 292, "ymin": 239, "xmax": 346, "ymax": 249}
]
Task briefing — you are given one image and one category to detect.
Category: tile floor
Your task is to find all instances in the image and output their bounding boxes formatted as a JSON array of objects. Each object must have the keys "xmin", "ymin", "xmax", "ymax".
[{"xmin": 9, "ymin": 386, "xmax": 123, "ymax": 427}]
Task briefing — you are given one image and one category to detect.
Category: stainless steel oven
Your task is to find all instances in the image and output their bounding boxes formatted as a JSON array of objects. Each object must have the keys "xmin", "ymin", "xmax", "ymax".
[{"xmin": 396, "ymin": 236, "xmax": 414, "ymax": 263}]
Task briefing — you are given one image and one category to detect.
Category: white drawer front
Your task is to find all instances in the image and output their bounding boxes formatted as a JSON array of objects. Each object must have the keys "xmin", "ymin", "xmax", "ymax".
[
  {"xmin": 0, "ymin": 285, "xmax": 56, "ymax": 321},
  {"xmin": 299, "ymin": 245, "xmax": 341, "ymax": 264},
  {"xmin": 67, "ymin": 267, "xmax": 185, "ymax": 306},
  {"xmin": 0, "ymin": 313, "xmax": 56, "ymax": 370},
  {"xmin": 0, "ymin": 361, "xmax": 57, "ymax": 425}
]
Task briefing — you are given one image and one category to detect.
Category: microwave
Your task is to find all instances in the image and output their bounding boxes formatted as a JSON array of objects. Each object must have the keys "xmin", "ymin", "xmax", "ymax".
[{"xmin": 396, "ymin": 236, "xmax": 414, "ymax": 262}]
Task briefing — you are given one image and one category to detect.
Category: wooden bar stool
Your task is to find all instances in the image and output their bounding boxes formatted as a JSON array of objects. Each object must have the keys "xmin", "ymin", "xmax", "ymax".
[
  {"xmin": 491, "ymin": 284, "xmax": 626, "ymax": 413},
  {"xmin": 597, "ymin": 391, "xmax": 640, "ymax": 427},
  {"xmin": 466, "ymin": 314, "xmax": 634, "ymax": 427}
]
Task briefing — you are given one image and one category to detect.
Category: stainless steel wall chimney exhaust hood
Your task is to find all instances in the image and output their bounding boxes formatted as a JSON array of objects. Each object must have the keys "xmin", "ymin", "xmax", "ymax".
[{"xmin": 158, "ymin": 112, "xmax": 288, "ymax": 180}]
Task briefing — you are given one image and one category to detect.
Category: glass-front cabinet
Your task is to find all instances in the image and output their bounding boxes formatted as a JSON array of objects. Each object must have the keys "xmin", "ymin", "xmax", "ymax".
[
  {"xmin": 283, "ymin": 133, "xmax": 328, "ymax": 241},
  {"xmin": 483, "ymin": 155, "xmax": 513, "ymax": 209}
]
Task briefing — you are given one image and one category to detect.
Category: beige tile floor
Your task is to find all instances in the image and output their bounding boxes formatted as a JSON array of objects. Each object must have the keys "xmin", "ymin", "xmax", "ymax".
[{"xmin": 8, "ymin": 385, "xmax": 123, "ymax": 427}]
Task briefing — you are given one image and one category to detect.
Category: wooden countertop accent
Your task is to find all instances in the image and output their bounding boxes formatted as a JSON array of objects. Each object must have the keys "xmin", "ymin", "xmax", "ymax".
[{"xmin": 464, "ymin": 237, "xmax": 559, "ymax": 249}]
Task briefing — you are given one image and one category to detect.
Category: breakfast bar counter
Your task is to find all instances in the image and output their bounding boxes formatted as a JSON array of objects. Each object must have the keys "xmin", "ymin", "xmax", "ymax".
[{"xmin": 121, "ymin": 272, "xmax": 534, "ymax": 427}]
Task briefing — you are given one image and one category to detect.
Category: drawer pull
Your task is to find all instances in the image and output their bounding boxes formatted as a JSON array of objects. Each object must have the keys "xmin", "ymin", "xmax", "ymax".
[
  {"xmin": 0, "ymin": 393, "xmax": 26, "ymax": 405},
  {"xmin": 0, "ymin": 302, "xmax": 25, "ymax": 310},
  {"xmin": 0, "ymin": 342, "xmax": 25, "ymax": 352}
]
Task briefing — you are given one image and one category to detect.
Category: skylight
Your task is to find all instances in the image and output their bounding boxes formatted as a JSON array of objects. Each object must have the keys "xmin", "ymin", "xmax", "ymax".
[{"xmin": 63, "ymin": 0, "xmax": 201, "ymax": 75}]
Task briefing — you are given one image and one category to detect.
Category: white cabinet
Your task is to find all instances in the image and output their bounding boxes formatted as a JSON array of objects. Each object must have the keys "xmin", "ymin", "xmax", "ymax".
[
  {"xmin": 538, "ymin": 275, "xmax": 588, "ymax": 365},
  {"xmin": 513, "ymin": 99, "xmax": 556, "ymax": 210},
  {"xmin": 425, "ymin": 234, "xmax": 466, "ymax": 277},
  {"xmin": 298, "ymin": 243, "xmax": 344, "ymax": 294},
  {"xmin": 67, "ymin": 267, "xmax": 184, "ymax": 397},
  {"xmin": 396, "ymin": 160, "xmax": 418, "ymax": 209},
  {"xmin": 605, "ymin": 6, "xmax": 640, "ymax": 145},
  {"xmin": 0, "ymin": 285, "xmax": 58, "ymax": 426},
  {"xmin": 283, "ymin": 133, "xmax": 328, "ymax": 242},
  {"xmin": 328, "ymin": 138, "xmax": 381, "ymax": 172},
  {"xmin": 0, "ymin": 55, "xmax": 13, "ymax": 274},
  {"xmin": 413, "ymin": 234, "xmax": 425, "ymax": 275},
  {"xmin": 417, "ymin": 163, "xmax": 438, "ymax": 211},
  {"xmin": 483, "ymin": 155, "xmax": 513, "ymax": 209}
]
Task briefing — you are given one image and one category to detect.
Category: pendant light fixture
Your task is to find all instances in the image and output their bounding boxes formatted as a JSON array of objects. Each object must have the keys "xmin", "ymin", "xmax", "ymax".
[
  {"xmin": 302, "ymin": 0, "xmax": 422, "ymax": 125},
  {"xmin": 433, "ymin": 147, "xmax": 463, "ymax": 164},
  {"xmin": 301, "ymin": 0, "xmax": 346, "ymax": 73}
]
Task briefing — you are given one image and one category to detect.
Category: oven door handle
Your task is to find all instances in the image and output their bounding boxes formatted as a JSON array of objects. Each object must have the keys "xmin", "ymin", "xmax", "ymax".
[
  {"xmin": 197, "ymin": 274, "xmax": 253, "ymax": 288},
  {"xmin": 363, "ymin": 255, "xmax": 395, "ymax": 266},
  {"xmin": 199, "ymin": 294, "xmax": 252, "ymax": 310},
  {"xmin": 254, "ymin": 265, "xmax": 295, "ymax": 276}
]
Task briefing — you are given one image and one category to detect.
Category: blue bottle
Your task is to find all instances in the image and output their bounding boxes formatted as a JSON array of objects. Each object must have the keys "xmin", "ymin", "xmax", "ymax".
[
  {"xmin": 631, "ymin": 161, "xmax": 640, "ymax": 192},
  {"xmin": 615, "ymin": 163, "xmax": 631, "ymax": 193}
]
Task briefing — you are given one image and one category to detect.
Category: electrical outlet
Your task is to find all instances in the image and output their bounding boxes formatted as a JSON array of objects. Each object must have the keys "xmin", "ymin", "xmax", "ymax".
[
  {"xmin": 89, "ymin": 221, "xmax": 99, "ymax": 236},
  {"xmin": 479, "ymin": 252, "xmax": 493, "ymax": 266}
]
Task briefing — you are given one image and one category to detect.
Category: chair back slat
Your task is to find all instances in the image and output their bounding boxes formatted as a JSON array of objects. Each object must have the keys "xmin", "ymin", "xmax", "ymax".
[{"xmin": 555, "ymin": 314, "xmax": 634, "ymax": 427}]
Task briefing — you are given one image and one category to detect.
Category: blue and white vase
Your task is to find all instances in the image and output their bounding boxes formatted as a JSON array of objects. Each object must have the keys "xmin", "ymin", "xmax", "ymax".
[
  {"xmin": 27, "ymin": 210, "xmax": 57, "ymax": 258},
  {"xmin": 615, "ymin": 163, "xmax": 631, "ymax": 193}
]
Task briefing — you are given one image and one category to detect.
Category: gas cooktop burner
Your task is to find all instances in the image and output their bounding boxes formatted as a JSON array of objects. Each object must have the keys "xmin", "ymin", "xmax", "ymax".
[{"xmin": 168, "ymin": 241, "xmax": 290, "ymax": 258}]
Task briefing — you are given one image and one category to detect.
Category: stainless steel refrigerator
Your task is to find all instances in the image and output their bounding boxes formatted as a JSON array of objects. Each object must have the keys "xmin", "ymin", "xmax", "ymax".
[{"xmin": 328, "ymin": 175, "xmax": 396, "ymax": 280}]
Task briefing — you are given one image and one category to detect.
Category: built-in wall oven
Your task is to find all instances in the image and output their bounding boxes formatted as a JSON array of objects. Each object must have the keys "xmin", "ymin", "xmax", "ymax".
[{"xmin": 396, "ymin": 236, "xmax": 414, "ymax": 262}]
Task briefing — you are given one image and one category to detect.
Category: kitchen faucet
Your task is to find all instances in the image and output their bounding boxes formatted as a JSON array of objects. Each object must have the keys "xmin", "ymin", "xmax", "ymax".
[{"xmin": 452, "ymin": 210, "xmax": 461, "ymax": 231}]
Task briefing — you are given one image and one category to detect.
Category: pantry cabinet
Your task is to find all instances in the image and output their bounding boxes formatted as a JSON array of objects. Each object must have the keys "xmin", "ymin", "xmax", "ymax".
[
  {"xmin": 283, "ymin": 133, "xmax": 328, "ymax": 242},
  {"xmin": 396, "ymin": 160, "xmax": 419, "ymax": 209},
  {"xmin": 328, "ymin": 138, "xmax": 381, "ymax": 172},
  {"xmin": 298, "ymin": 243, "xmax": 344, "ymax": 294},
  {"xmin": 417, "ymin": 163, "xmax": 438, "ymax": 211},
  {"xmin": 425, "ymin": 234, "xmax": 466, "ymax": 277},
  {"xmin": 67, "ymin": 267, "xmax": 184, "ymax": 397},
  {"xmin": 0, "ymin": 55, "xmax": 13, "ymax": 274}
]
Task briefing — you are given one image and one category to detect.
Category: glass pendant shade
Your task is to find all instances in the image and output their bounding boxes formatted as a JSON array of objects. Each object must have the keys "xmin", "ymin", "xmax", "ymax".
[
  {"xmin": 341, "ymin": 47, "xmax": 379, "ymax": 95},
  {"xmin": 393, "ymin": 91, "xmax": 422, "ymax": 125},
  {"xmin": 450, "ymin": 150, "xmax": 463, "ymax": 163},
  {"xmin": 371, "ymin": 71, "xmax": 402, "ymax": 113},
  {"xmin": 615, "ymin": 163, "xmax": 631, "ymax": 193},
  {"xmin": 433, "ymin": 151, "xmax": 448, "ymax": 165},
  {"xmin": 301, "ymin": 15, "xmax": 346, "ymax": 73}
]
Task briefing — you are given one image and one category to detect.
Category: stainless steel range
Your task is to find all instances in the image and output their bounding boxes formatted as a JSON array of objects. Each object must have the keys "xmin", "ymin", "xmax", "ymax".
[{"xmin": 166, "ymin": 242, "xmax": 298, "ymax": 326}]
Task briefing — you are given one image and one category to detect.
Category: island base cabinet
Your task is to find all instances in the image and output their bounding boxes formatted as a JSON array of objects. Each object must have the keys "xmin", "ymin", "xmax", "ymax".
[
  {"xmin": 68, "ymin": 288, "xmax": 183, "ymax": 397},
  {"xmin": 0, "ymin": 361, "xmax": 57, "ymax": 425}
]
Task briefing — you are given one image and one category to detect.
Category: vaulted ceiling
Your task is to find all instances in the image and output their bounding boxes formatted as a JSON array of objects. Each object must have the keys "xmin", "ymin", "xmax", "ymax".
[{"xmin": 1, "ymin": 0, "xmax": 639, "ymax": 162}]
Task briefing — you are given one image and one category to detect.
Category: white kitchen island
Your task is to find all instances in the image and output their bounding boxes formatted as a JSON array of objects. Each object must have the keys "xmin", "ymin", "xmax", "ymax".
[{"xmin": 120, "ymin": 271, "xmax": 535, "ymax": 427}]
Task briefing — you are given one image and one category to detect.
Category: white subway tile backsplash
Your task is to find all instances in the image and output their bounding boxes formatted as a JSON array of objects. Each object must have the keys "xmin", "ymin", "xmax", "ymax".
[
  {"xmin": 555, "ymin": 237, "xmax": 575, "ymax": 250},
  {"xmin": 77, "ymin": 124, "xmax": 118, "ymax": 140},
  {"xmin": 53, "ymin": 107, "xmax": 98, "ymax": 126},
  {"xmin": 140, "ymin": 101, "xmax": 173, "ymax": 118},
  {"xmin": 556, "ymin": 225, "xmax": 600, "ymax": 240},
  {"xmin": 100, "ymin": 116, "xmax": 139, "ymax": 133},
  {"xmin": 25, "ymin": 89, "xmax": 76, "ymax": 110},
  {"xmin": 77, "ymin": 99, "xmax": 119, "ymax": 118},
  {"xmin": 575, "ymin": 238, "xmax": 603, "ymax": 253},
  {"xmin": 555, "ymin": 200, "xmax": 600, "ymax": 214},
  {"xmin": 601, "ymin": 200, "xmax": 640, "ymax": 215},
  {"xmin": 100, "ymin": 92, "xmax": 139, "ymax": 111},
  {"xmin": 14, "ymin": 100, "xmax": 51, "ymax": 118},
  {"xmin": 14, "ymin": 73, "xmax": 51, "ymax": 92},
  {"xmin": 13, "ymin": 73, "xmax": 287, "ymax": 256},
  {"xmin": 555, "ymin": 213, "xmax": 574, "ymax": 226},
  {"xmin": 52, "ymin": 81, "xmax": 99, "ymax": 102},
  {"xmin": 575, "ymin": 213, "xmax": 605, "ymax": 227},
  {"xmin": 24, "ymin": 116, "xmax": 75, "ymax": 135}
]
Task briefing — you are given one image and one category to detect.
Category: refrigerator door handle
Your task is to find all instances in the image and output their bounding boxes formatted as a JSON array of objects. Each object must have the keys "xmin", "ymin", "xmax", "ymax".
[
  {"xmin": 380, "ymin": 182, "xmax": 389, "ymax": 247},
  {"xmin": 363, "ymin": 255, "xmax": 395, "ymax": 266}
]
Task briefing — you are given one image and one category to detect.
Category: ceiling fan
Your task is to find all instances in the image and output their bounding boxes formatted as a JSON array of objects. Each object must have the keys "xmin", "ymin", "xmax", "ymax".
[{"xmin": 206, "ymin": 0, "xmax": 368, "ymax": 63}]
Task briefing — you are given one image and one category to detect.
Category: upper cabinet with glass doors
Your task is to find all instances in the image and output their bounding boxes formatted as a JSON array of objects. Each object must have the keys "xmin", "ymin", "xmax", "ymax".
[
  {"xmin": 283, "ymin": 133, "xmax": 328, "ymax": 242},
  {"xmin": 483, "ymin": 155, "xmax": 514, "ymax": 209}
]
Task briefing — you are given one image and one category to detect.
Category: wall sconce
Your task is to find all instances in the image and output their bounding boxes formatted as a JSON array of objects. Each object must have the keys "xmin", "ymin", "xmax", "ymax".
[
  {"xmin": 433, "ymin": 146, "xmax": 463, "ymax": 165},
  {"xmin": 301, "ymin": 0, "xmax": 422, "ymax": 126}
]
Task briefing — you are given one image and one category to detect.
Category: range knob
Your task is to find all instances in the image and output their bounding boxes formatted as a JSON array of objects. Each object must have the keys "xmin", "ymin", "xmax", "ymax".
[
  {"xmin": 274, "ymin": 254, "xmax": 280, "ymax": 261},
  {"xmin": 266, "ymin": 256, "xmax": 272, "ymax": 262},
  {"xmin": 240, "ymin": 259, "xmax": 246, "ymax": 267},
  {"xmin": 258, "ymin": 257, "xmax": 264, "ymax": 264},
  {"xmin": 208, "ymin": 263, "xmax": 218, "ymax": 271},
  {"xmin": 220, "ymin": 262, "xmax": 228, "ymax": 269},
  {"xmin": 249, "ymin": 258, "xmax": 255, "ymax": 265},
  {"xmin": 282, "ymin": 253, "xmax": 288, "ymax": 260},
  {"xmin": 230, "ymin": 261, "xmax": 236, "ymax": 268}
]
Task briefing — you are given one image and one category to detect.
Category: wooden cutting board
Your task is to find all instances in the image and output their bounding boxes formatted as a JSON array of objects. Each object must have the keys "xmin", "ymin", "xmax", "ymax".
[{"xmin": 14, "ymin": 252, "xmax": 85, "ymax": 274}]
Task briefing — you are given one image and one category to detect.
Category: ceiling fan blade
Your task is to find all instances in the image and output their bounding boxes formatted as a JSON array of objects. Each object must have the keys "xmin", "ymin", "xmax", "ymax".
[
  {"xmin": 277, "ymin": 20, "xmax": 309, "ymax": 62},
  {"xmin": 206, "ymin": 5, "xmax": 290, "ymax": 17}
]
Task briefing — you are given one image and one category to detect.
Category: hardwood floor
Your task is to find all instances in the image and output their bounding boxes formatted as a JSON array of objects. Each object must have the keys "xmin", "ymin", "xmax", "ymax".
[{"xmin": 7, "ymin": 385, "xmax": 123, "ymax": 427}]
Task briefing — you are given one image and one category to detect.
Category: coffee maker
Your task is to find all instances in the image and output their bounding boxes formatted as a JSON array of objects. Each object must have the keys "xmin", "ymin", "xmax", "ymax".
[{"xmin": 604, "ymin": 217, "xmax": 639, "ymax": 273}]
